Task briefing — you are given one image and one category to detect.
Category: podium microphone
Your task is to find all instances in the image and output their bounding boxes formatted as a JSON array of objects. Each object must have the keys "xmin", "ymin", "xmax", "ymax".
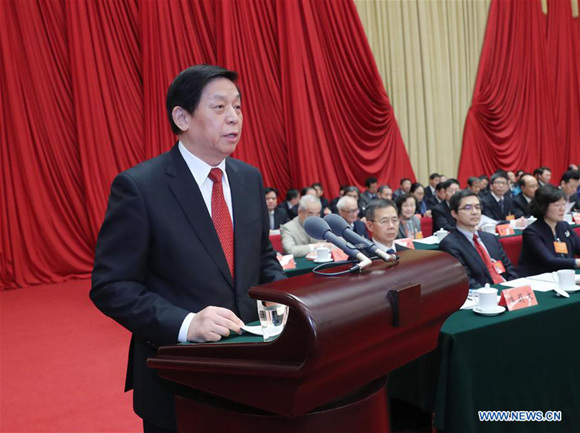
[
  {"xmin": 324, "ymin": 213, "xmax": 398, "ymax": 263},
  {"xmin": 303, "ymin": 217, "xmax": 372, "ymax": 272}
]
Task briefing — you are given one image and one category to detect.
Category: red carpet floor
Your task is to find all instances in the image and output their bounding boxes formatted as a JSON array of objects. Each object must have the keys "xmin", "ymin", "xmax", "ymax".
[{"xmin": 1, "ymin": 280, "xmax": 141, "ymax": 432}]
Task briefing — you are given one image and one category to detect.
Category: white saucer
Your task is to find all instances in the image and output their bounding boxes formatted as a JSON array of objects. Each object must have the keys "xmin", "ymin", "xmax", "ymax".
[
  {"xmin": 473, "ymin": 306, "xmax": 506, "ymax": 316},
  {"xmin": 313, "ymin": 257, "xmax": 333, "ymax": 263}
]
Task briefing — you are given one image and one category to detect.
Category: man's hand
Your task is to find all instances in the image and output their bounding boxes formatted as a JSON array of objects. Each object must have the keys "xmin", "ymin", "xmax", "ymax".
[{"xmin": 187, "ymin": 306, "xmax": 244, "ymax": 342}]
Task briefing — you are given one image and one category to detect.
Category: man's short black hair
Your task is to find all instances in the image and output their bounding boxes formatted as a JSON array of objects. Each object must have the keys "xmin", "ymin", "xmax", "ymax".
[
  {"xmin": 410, "ymin": 182, "xmax": 424, "ymax": 193},
  {"xmin": 467, "ymin": 176, "xmax": 480, "ymax": 187},
  {"xmin": 166, "ymin": 64, "xmax": 239, "ymax": 135},
  {"xmin": 264, "ymin": 187, "xmax": 278, "ymax": 196},
  {"xmin": 400, "ymin": 178, "xmax": 412, "ymax": 186},
  {"xmin": 534, "ymin": 166, "xmax": 551, "ymax": 177},
  {"xmin": 440, "ymin": 178, "xmax": 460, "ymax": 190},
  {"xmin": 435, "ymin": 182, "xmax": 447, "ymax": 192},
  {"xmin": 449, "ymin": 189, "xmax": 480, "ymax": 213},
  {"xmin": 429, "ymin": 173, "xmax": 441, "ymax": 180},
  {"xmin": 490, "ymin": 172, "xmax": 508, "ymax": 184},
  {"xmin": 530, "ymin": 185, "xmax": 566, "ymax": 219},
  {"xmin": 479, "ymin": 174, "xmax": 489, "ymax": 181},
  {"xmin": 365, "ymin": 199, "xmax": 397, "ymax": 221},
  {"xmin": 285, "ymin": 189, "xmax": 299, "ymax": 201},
  {"xmin": 301, "ymin": 186, "xmax": 316, "ymax": 196},
  {"xmin": 344, "ymin": 185, "xmax": 360, "ymax": 195},
  {"xmin": 560, "ymin": 170, "xmax": 580, "ymax": 184},
  {"xmin": 311, "ymin": 182, "xmax": 323, "ymax": 190},
  {"xmin": 365, "ymin": 177, "xmax": 378, "ymax": 188}
]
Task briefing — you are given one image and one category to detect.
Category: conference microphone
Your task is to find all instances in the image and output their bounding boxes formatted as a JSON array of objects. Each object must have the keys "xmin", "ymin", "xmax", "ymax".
[
  {"xmin": 303, "ymin": 217, "xmax": 372, "ymax": 272},
  {"xmin": 324, "ymin": 213, "xmax": 397, "ymax": 263}
]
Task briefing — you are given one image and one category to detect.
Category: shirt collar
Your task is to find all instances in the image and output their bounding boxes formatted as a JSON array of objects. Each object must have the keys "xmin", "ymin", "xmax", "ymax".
[
  {"xmin": 373, "ymin": 238, "xmax": 395, "ymax": 252},
  {"xmin": 178, "ymin": 141, "xmax": 227, "ymax": 188},
  {"xmin": 490, "ymin": 192, "xmax": 503, "ymax": 202}
]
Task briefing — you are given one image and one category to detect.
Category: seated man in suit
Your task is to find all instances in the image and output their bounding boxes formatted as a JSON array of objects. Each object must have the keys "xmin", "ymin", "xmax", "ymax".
[
  {"xmin": 90, "ymin": 65, "xmax": 286, "ymax": 432},
  {"xmin": 424, "ymin": 172, "xmax": 440, "ymax": 202},
  {"xmin": 431, "ymin": 179, "xmax": 460, "ymax": 232},
  {"xmin": 377, "ymin": 184, "xmax": 393, "ymax": 200},
  {"xmin": 392, "ymin": 177, "xmax": 412, "ymax": 199},
  {"xmin": 513, "ymin": 173, "xmax": 538, "ymax": 218},
  {"xmin": 337, "ymin": 196, "xmax": 368, "ymax": 238},
  {"xmin": 428, "ymin": 181, "xmax": 447, "ymax": 208},
  {"xmin": 467, "ymin": 176, "xmax": 481, "ymax": 195},
  {"xmin": 481, "ymin": 172, "xmax": 517, "ymax": 222},
  {"xmin": 312, "ymin": 182, "xmax": 331, "ymax": 215},
  {"xmin": 329, "ymin": 185, "xmax": 346, "ymax": 214},
  {"xmin": 280, "ymin": 195, "xmax": 333, "ymax": 257},
  {"xmin": 559, "ymin": 170, "xmax": 580, "ymax": 212},
  {"xmin": 478, "ymin": 175, "xmax": 490, "ymax": 197},
  {"xmin": 439, "ymin": 189, "xmax": 519, "ymax": 289},
  {"xmin": 359, "ymin": 177, "xmax": 378, "ymax": 210},
  {"xmin": 534, "ymin": 166, "xmax": 552, "ymax": 186},
  {"xmin": 265, "ymin": 187, "xmax": 289, "ymax": 230},
  {"xmin": 364, "ymin": 199, "xmax": 408, "ymax": 253},
  {"xmin": 278, "ymin": 188, "xmax": 300, "ymax": 219}
]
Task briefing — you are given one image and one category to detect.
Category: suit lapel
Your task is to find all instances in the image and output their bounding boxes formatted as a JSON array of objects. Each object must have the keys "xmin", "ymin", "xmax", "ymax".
[
  {"xmin": 165, "ymin": 146, "xmax": 234, "ymax": 288},
  {"xmin": 455, "ymin": 230, "xmax": 492, "ymax": 280}
]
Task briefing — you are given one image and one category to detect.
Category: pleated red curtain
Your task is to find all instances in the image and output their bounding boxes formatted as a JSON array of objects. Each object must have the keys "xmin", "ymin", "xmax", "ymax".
[
  {"xmin": 0, "ymin": 0, "xmax": 411, "ymax": 290},
  {"xmin": 459, "ymin": 0, "xmax": 580, "ymax": 184}
]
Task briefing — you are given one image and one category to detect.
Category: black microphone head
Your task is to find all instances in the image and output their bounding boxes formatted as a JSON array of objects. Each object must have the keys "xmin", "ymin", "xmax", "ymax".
[
  {"xmin": 303, "ymin": 216, "xmax": 330, "ymax": 240},
  {"xmin": 324, "ymin": 213, "xmax": 349, "ymax": 235}
]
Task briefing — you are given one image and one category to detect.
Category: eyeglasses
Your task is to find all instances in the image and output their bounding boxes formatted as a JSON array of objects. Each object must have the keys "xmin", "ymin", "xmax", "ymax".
[
  {"xmin": 369, "ymin": 218, "xmax": 399, "ymax": 226},
  {"xmin": 458, "ymin": 204, "xmax": 482, "ymax": 211}
]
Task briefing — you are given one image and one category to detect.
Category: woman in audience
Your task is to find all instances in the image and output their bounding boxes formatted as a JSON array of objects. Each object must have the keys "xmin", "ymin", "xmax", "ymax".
[
  {"xmin": 395, "ymin": 194, "xmax": 422, "ymax": 239},
  {"xmin": 410, "ymin": 182, "xmax": 431, "ymax": 217},
  {"xmin": 518, "ymin": 185, "xmax": 580, "ymax": 276}
]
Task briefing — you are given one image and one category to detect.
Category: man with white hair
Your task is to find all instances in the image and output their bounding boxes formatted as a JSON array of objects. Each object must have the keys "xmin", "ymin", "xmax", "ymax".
[
  {"xmin": 337, "ymin": 195, "xmax": 369, "ymax": 238},
  {"xmin": 280, "ymin": 195, "xmax": 333, "ymax": 257}
]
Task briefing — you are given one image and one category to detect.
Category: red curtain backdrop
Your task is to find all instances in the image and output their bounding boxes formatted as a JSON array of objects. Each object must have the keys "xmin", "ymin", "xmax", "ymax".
[
  {"xmin": 459, "ymin": 0, "xmax": 580, "ymax": 184},
  {"xmin": 0, "ymin": 0, "xmax": 412, "ymax": 290}
]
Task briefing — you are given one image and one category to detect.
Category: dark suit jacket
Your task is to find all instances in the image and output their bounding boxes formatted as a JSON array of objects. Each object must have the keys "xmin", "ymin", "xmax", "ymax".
[
  {"xmin": 428, "ymin": 195, "xmax": 443, "ymax": 209},
  {"xmin": 278, "ymin": 201, "xmax": 298, "ymax": 219},
  {"xmin": 90, "ymin": 144, "xmax": 285, "ymax": 429},
  {"xmin": 432, "ymin": 201, "xmax": 456, "ymax": 232},
  {"xmin": 513, "ymin": 193, "xmax": 531, "ymax": 218},
  {"xmin": 439, "ymin": 228, "xmax": 519, "ymax": 289},
  {"xmin": 424, "ymin": 186, "xmax": 435, "ymax": 201},
  {"xmin": 352, "ymin": 220, "xmax": 369, "ymax": 239},
  {"xmin": 270, "ymin": 207, "xmax": 290, "ymax": 229},
  {"xmin": 481, "ymin": 194, "xmax": 516, "ymax": 222},
  {"xmin": 518, "ymin": 219, "xmax": 580, "ymax": 276}
]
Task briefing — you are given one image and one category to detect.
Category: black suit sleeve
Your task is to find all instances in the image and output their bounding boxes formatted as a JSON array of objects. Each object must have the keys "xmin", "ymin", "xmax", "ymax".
[
  {"xmin": 439, "ymin": 237, "xmax": 483, "ymax": 289},
  {"xmin": 91, "ymin": 173, "xmax": 189, "ymax": 346}
]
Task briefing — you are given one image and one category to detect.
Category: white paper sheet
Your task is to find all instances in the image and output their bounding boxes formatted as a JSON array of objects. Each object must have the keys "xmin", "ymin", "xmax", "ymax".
[
  {"xmin": 413, "ymin": 235, "xmax": 440, "ymax": 245},
  {"xmin": 501, "ymin": 277, "xmax": 558, "ymax": 292}
]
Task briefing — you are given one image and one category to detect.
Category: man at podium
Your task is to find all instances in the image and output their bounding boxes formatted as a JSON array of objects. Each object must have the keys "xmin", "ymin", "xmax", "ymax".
[{"xmin": 90, "ymin": 65, "xmax": 285, "ymax": 433}]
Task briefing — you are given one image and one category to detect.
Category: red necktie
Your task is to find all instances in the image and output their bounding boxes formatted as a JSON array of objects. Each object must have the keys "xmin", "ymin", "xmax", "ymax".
[
  {"xmin": 208, "ymin": 168, "xmax": 234, "ymax": 278},
  {"xmin": 473, "ymin": 233, "xmax": 503, "ymax": 284}
]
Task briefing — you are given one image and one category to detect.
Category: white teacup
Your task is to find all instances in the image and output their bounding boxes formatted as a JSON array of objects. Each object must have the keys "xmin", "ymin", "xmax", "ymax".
[
  {"xmin": 435, "ymin": 229, "xmax": 448, "ymax": 242},
  {"xmin": 315, "ymin": 247, "xmax": 331, "ymax": 261},
  {"xmin": 477, "ymin": 287, "xmax": 498, "ymax": 312},
  {"xmin": 555, "ymin": 269, "xmax": 576, "ymax": 290}
]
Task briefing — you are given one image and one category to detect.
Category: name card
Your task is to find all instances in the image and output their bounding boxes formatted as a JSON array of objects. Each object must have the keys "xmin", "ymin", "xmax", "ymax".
[
  {"xmin": 496, "ymin": 223, "xmax": 515, "ymax": 236},
  {"xmin": 499, "ymin": 285, "xmax": 538, "ymax": 311},
  {"xmin": 277, "ymin": 254, "xmax": 296, "ymax": 270},
  {"xmin": 394, "ymin": 237, "xmax": 415, "ymax": 249},
  {"xmin": 332, "ymin": 248, "xmax": 349, "ymax": 261}
]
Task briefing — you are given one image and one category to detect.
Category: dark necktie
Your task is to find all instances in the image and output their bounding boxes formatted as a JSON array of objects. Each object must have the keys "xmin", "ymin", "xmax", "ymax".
[
  {"xmin": 208, "ymin": 168, "xmax": 234, "ymax": 278},
  {"xmin": 387, "ymin": 249, "xmax": 396, "ymax": 254},
  {"xmin": 473, "ymin": 233, "xmax": 503, "ymax": 284},
  {"xmin": 499, "ymin": 199, "xmax": 504, "ymax": 215}
]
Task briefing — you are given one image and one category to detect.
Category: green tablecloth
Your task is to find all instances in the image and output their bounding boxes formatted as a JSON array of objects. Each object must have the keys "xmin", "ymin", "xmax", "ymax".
[{"xmin": 389, "ymin": 286, "xmax": 580, "ymax": 433}]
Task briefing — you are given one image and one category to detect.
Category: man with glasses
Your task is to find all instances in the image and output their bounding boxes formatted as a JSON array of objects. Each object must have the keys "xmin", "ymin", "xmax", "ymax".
[
  {"xmin": 481, "ymin": 172, "xmax": 516, "ymax": 222},
  {"xmin": 337, "ymin": 196, "xmax": 369, "ymax": 238},
  {"xmin": 439, "ymin": 190, "xmax": 518, "ymax": 289},
  {"xmin": 364, "ymin": 199, "xmax": 409, "ymax": 253}
]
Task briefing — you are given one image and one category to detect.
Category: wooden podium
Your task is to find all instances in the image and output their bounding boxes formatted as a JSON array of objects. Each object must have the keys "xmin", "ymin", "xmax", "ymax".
[{"xmin": 148, "ymin": 249, "xmax": 467, "ymax": 432}]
